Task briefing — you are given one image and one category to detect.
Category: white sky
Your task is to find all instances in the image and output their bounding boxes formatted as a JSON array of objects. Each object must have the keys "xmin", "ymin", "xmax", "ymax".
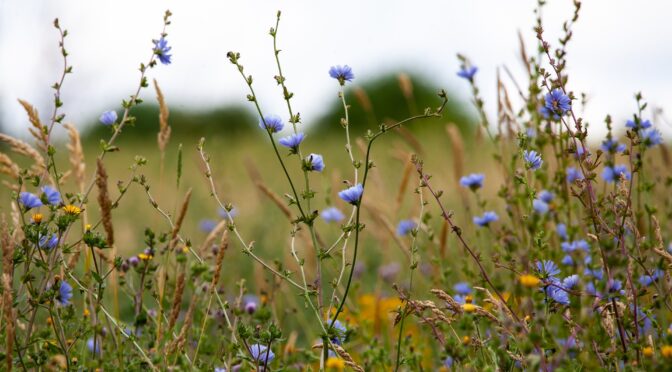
[{"xmin": 1, "ymin": 1, "xmax": 671, "ymax": 140}]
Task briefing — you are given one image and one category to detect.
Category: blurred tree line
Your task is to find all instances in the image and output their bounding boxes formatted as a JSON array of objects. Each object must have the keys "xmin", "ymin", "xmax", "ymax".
[{"xmin": 82, "ymin": 73, "xmax": 474, "ymax": 142}]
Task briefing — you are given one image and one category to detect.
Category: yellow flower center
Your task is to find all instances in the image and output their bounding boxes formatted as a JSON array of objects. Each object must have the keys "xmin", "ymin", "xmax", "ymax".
[
  {"xmin": 31, "ymin": 213, "xmax": 43, "ymax": 224},
  {"xmin": 326, "ymin": 357, "xmax": 345, "ymax": 370}
]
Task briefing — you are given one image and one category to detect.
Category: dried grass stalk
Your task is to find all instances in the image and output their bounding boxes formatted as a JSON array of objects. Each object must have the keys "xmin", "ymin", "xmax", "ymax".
[
  {"xmin": 353, "ymin": 87, "xmax": 372, "ymax": 113},
  {"xmin": 64, "ymin": 123, "xmax": 86, "ymax": 192},
  {"xmin": 169, "ymin": 188, "xmax": 192, "ymax": 251},
  {"xmin": 398, "ymin": 73, "xmax": 414, "ymax": 101},
  {"xmin": 95, "ymin": 159, "xmax": 114, "ymax": 247},
  {"xmin": 167, "ymin": 268, "xmax": 186, "ymax": 333},
  {"xmin": 18, "ymin": 99, "xmax": 47, "ymax": 152},
  {"xmin": 395, "ymin": 154, "xmax": 414, "ymax": 211},
  {"xmin": 652, "ymin": 216, "xmax": 672, "ymax": 266},
  {"xmin": 0, "ymin": 153, "xmax": 20, "ymax": 180},
  {"xmin": 332, "ymin": 345, "xmax": 365, "ymax": 372},
  {"xmin": 199, "ymin": 220, "xmax": 228, "ymax": 255},
  {"xmin": 445, "ymin": 124, "xmax": 465, "ymax": 187},
  {"xmin": 211, "ymin": 231, "xmax": 228, "ymax": 289},
  {"xmin": 255, "ymin": 182, "xmax": 292, "ymax": 219},
  {"xmin": 167, "ymin": 294, "xmax": 197, "ymax": 354},
  {"xmin": 154, "ymin": 79, "xmax": 171, "ymax": 154},
  {"xmin": 0, "ymin": 133, "xmax": 47, "ymax": 175}
]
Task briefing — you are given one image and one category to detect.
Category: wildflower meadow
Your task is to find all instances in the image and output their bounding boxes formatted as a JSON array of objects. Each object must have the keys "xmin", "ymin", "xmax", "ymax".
[{"xmin": 3, "ymin": 2, "xmax": 672, "ymax": 371}]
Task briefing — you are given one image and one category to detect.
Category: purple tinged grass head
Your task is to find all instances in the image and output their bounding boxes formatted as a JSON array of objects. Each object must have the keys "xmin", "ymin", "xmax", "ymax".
[
  {"xmin": 329, "ymin": 65, "xmax": 354, "ymax": 85},
  {"xmin": 338, "ymin": 184, "xmax": 363, "ymax": 205},
  {"xmin": 20, "ymin": 192, "xmax": 43, "ymax": 210},
  {"xmin": 457, "ymin": 66, "xmax": 478, "ymax": 81},
  {"xmin": 153, "ymin": 37, "xmax": 172, "ymax": 65},
  {"xmin": 99, "ymin": 110, "xmax": 117, "ymax": 126},
  {"xmin": 459, "ymin": 173, "xmax": 484, "ymax": 190},
  {"xmin": 41, "ymin": 185, "xmax": 61, "ymax": 205},
  {"xmin": 259, "ymin": 115, "xmax": 285, "ymax": 133},
  {"xmin": 278, "ymin": 132, "xmax": 305, "ymax": 153},
  {"xmin": 523, "ymin": 150, "xmax": 543, "ymax": 171},
  {"xmin": 321, "ymin": 207, "xmax": 345, "ymax": 223},
  {"xmin": 544, "ymin": 89, "xmax": 571, "ymax": 115},
  {"xmin": 396, "ymin": 219, "xmax": 416, "ymax": 236},
  {"xmin": 473, "ymin": 211, "xmax": 498, "ymax": 227},
  {"xmin": 304, "ymin": 153, "xmax": 325, "ymax": 172}
]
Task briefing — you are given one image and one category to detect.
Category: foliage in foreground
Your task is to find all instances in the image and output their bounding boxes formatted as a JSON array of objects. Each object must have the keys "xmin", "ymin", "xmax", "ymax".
[{"xmin": 1, "ymin": 2, "xmax": 672, "ymax": 371}]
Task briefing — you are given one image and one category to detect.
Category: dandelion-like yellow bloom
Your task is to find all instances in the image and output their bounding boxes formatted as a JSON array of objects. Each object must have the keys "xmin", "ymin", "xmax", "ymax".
[
  {"xmin": 462, "ymin": 335, "xmax": 471, "ymax": 345},
  {"xmin": 83, "ymin": 308, "xmax": 90, "ymax": 318},
  {"xmin": 181, "ymin": 245, "xmax": 189, "ymax": 254},
  {"xmin": 519, "ymin": 274, "xmax": 541, "ymax": 287},
  {"xmin": 138, "ymin": 253, "xmax": 153, "ymax": 261},
  {"xmin": 85, "ymin": 224, "xmax": 92, "ymax": 232},
  {"xmin": 31, "ymin": 213, "xmax": 43, "ymax": 224},
  {"xmin": 63, "ymin": 204, "xmax": 81, "ymax": 216},
  {"xmin": 642, "ymin": 346, "xmax": 654, "ymax": 357},
  {"xmin": 462, "ymin": 303, "xmax": 477, "ymax": 313},
  {"xmin": 326, "ymin": 357, "xmax": 345, "ymax": 370},
  {"xmin": 662, "ymin": 345, "xmax": 672, "ymax": 359}
]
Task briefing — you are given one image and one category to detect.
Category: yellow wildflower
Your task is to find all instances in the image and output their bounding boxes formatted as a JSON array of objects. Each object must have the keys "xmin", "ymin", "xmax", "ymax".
[
  {"xmin": 85, "ymin": 224, "xmax": 92, "ymax": 232},
  {"xmin": 662, "ymin": 345, "xmax": 672, "ymax": 359},
  {"xmin": 642, "ymin": 346, "xmax": 654, "ymax": 357},
  {"xmin": 31, "ymin": 213, "xmax": 43, "ymax": 224},
  {"xmin": 462, "ymin": 335, "xmax": 471, "ymax": 345},
  {"xmin": 519, "ymin": 274, "xmax": 541, "ymax": 287},
  {"xmin": 63, "ymin": 204, "xmax": 81, "ymax": 216},
  {"xmin": 462, "ymin": 303, "xmax": 477, "ymax": 313},
  {"xmin": 138, "ymin": 253, "xmax": 152, "ymax": 261},
  {"xmin": 326, "ymin": 357, "xmax": 345, "ymax": 370},
  {"xmin": 83, "ymin": 308, "xmax": 90, "ymax": 318}
]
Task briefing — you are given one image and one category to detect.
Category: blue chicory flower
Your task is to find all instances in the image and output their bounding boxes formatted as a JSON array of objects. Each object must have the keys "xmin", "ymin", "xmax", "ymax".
[
  {"xmin": 602, "ymin": 165, "xmax": 631, "ymax": 183},
  {"xmin": 41, "ymin": 185, "xmax": 61, "ymax": 205},
  {"xmin": 625, "ymin": 118, "xmax": 652, "ymax": 130},
  {"xmin": 641, "ymin": 128, "xmax": 663, "ymax": 147},
  {"xmin": 218, "ymin": 207, "xmax": 238, "ymax": 220},
  {"xmin": 538, "ymin": 190, "xmax": 554, "ymax": 203},
  {"xmin": 87, "ymin": 337, "xmax": 101, "ymax": 355},
  {"xmin": 328, "ymin": 320, "xmax": 347, "ymax": 345},
  {"xmin": 56, "ymin": 281, "xmax": 73, "ymax": 306},
  {"xmin": 259, "ymin": 115, "xmax": 285, "ymax": 133},
  {"xmin": 249, "ymin": 344, "xmax": 275, "ymax": 364},
  {"xmin": 459, "ymin": 173, "xmax": 484, "ymax": 190},
  {"xmin": 563, "ymin": 274, "xmax": 579, "ymax": 289},
  {"xmin": 99, "ymin": 110, "xmax": 118, "ymax": 125},
  {"xmin": 457, "ymin": 66, "xmax": 478, "ymax": 81},
  {"xmin": 329, "ymin": 65, "xmax": 354, "ymax": 85},
  {"xmin": 153, "ymin": 37, "xmax": 172, "ymax": 65},
  {"xmin": 544, "ymin": 89, "xmax": 571, "ymax": 115},
  {"xmin": 556, "ymin": 223, "xmax": 568, "ymax": 240},
  {"xmin": 39, "ymin": 234, "xmax": 59, "ymax": 250},
  {"xmin": 566, "ymin": 167, "xmax": 584, "ymax": 183},
  {"xmin": 278, "ymin": 132, "xmax": 305, "ymax": 153},
  {"xmin": 20, "ymin": 192, "xmax": 43, "ymax": 210},
  {"xmin": 600, "ymin": 138, "xmax": 626, "ymax": 153},
  {"xmin": 305, "ymin": 153, "xmax": 325, "ymax": 172},
  {"xmin": 523, "ymin": 150, "xmax": 543, "ymax": 171},
  {"xmin": 321, "ymin": 207, "xmax": 345, "ymax": 223},
  {"xmin": 533, "ymin": 199, "xmax": 549, "ymax": 214},
  {"xmin": 536, "ymin": 260, "xmax": 561, "ymax": 279},
  {"xmin": 453, "ymin": 282, "xmax": 472, "ymax": 295},
  {"xmin": 396, "ymin": 219, "xmax": 416, "ymax": 236},
  {"xmin": 199, "ymin": 219, "xmax": 217, "ymax": 233},
  {"xmin": 473, "ymin": 211, "xmax": 498, "ymax": 227},
  {"xmin": 338, "ymin": 184, "xmax": 363, "ymax": 205}
]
